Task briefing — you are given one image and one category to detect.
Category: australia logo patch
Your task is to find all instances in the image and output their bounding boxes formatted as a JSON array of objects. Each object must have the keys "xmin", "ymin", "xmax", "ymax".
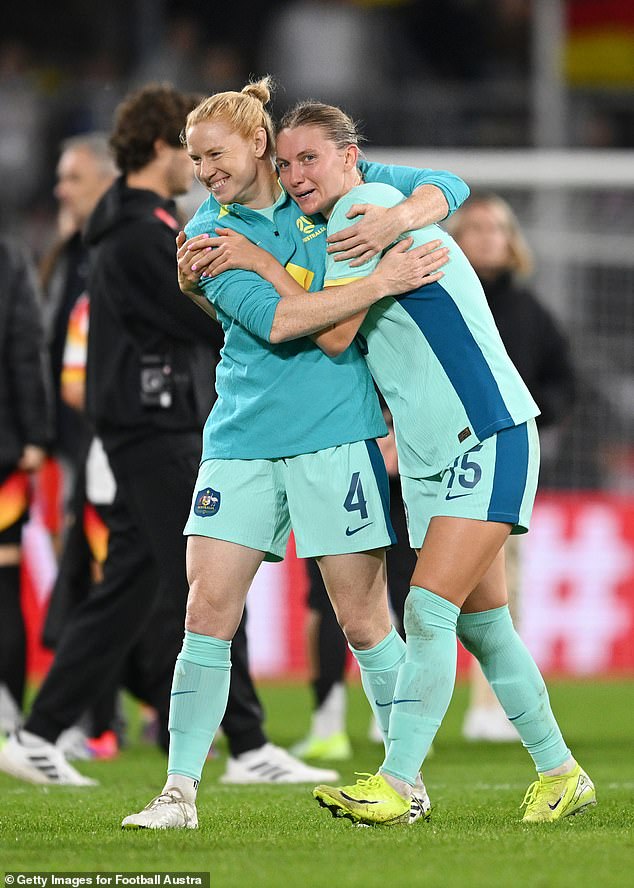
[
  {"xmin": 194, "ymin": 487, "xmax": 221, "ymax": 517},
  {"xmin": 296, "ymin": 215, "xmax": 316, "ymax": 234}
]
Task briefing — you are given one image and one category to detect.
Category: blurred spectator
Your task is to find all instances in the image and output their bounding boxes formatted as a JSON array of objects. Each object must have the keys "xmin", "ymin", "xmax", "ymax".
[
  {"xmin": 40, "ymin": 134, "xmax": 117, "ymax": 504},
  {"xmin": 0, "ymin": 238, "xmax": 53, "ymax": 732},
  {"xmin": 447, "ymin": 192, "xmax": 575, "ymax": 741}
]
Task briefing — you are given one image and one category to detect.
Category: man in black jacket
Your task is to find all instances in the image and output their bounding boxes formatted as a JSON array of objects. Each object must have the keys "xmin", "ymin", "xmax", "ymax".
[{"xmin": 0, "ymin": 85, "xmax": 336, "ymax": 787}]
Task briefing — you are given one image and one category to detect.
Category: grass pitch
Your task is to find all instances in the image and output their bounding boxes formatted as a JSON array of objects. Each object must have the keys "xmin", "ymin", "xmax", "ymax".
[{"xmin": 1, "ymin": 680, "xmax": 632, "ymax": 887}]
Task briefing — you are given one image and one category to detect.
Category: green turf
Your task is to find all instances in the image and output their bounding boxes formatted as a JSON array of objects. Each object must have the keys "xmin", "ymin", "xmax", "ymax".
[{"xmin": 1, "ymin": 680, "xmax": 633, "ymax": 887}]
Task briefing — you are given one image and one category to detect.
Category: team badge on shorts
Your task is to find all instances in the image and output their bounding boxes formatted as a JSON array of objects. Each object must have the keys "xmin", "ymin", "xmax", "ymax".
[{"xmin": 194, "ymin": 487, "xmax": 221, "ymax": 517}]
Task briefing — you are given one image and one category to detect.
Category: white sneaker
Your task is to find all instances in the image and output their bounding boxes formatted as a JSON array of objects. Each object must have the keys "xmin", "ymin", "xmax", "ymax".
[
  {"xmin": 57, "ymin": 725, "xmax": 92, "ymax": 761},
  {"xmin": 122, "ymin": 789, "xmax": 198, "ymax": 830},
  {"xmin": 220, "ymin": 743, "xmax": 339, "ymax": 784},
  {"xmin": 0, "ymin": 684, "xmax": 21, "ymax": 734},
  {"xmin": 0, "ymin": 730, "xmax": 97, "ymax": 785},
  {"xmin": 410, "ymin": 772, "xmax": 432, "ymax": 824},
  {"xmin": 463, "ymin": 706, "xmax": 519, "ymax": 742}
]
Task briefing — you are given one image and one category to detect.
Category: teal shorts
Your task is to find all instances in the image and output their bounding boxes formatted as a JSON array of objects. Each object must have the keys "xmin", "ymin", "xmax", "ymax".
[
  {"xmin": 184, "ymin": 440, "xmax": 396, "ymax": 561},
  {"xmin": 401, "ymin": 419, "xmax": 540, "ymax": 549}
]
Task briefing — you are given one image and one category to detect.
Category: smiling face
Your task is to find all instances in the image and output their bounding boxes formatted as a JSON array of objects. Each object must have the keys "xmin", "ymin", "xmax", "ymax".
[
  {"xmin": 276, "ymin": 125, "xmax": 359, "ymax": 218},
  {"xmin": 186, "ymin": 118, "xmax": 270, "ymax": 207}
]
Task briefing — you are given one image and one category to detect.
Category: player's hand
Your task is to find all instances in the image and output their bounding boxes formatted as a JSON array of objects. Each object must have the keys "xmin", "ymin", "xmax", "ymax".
[
  {"xmin": 176, "ymin": 231, "xmax": 214, "ymax": 294},
  {"xmin": 374, "ymin": 238, "xmax": 448, "ymax": 295},
  {"xmin": 327, "ymin": 204, "xmax": 402, "ymax": 267},
  {"xmin": 18, "ymin": 444, "xmax": 46, "ymax": 473},
  {"xmin": 199, "ymin": 228, "xmax": 268, "ymax": 278}
]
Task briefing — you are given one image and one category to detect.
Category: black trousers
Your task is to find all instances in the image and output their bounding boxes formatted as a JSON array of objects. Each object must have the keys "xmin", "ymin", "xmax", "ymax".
[{"xmin": 27, "ymin": 434, "xmax": 265, "ymax": 756}]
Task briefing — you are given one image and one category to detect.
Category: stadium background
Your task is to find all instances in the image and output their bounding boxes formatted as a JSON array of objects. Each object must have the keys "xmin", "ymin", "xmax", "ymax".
[{"xmin": 2, "ymin": 0, "xmax": 634, "ymax": 682}]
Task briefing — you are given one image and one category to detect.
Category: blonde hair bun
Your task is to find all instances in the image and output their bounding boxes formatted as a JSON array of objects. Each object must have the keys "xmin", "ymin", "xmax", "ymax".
[{"xmin": 241, "ymin": 76, "xmax": 274, "ymax": 106}]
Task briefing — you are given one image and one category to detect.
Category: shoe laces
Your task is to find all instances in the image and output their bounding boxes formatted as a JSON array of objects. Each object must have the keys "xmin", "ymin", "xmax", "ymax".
[
  {"xmin": 348, "ymin": 772, "xmax": 382, "ymax": 791},
  {"xmin": 146, "ymin": 790, "xmax": 186, "ymax": 810},
  {"xmin": 520, "ymin": 775, "xmax": 563, "ymax": 811},
  {"xmin": 520, "ymin": 780, "xmax": 540, "ymax": 809}
]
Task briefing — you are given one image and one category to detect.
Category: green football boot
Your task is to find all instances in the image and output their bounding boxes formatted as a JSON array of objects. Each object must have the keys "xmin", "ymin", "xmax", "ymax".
[
  {"xmin": 521, "ymin": 763, "xmax": 596, "ymax": 823},
  {"xmin": 313, "ymin": 772, "xmax": 410, "ymax": 826}
]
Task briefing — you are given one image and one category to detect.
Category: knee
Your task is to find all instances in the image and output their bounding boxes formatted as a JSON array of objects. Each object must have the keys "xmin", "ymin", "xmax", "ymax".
[
  {"xmin": 337, "ymin": 607, "xmax": 388, "ymax": 650},
  {"xmin": 184, "ymin": 577, "xmax": 236, "ymax": 640}
]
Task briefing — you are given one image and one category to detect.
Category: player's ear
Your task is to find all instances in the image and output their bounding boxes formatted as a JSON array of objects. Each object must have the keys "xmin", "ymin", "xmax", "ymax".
[
  {"xmin": 253, "ymin": 127, "xmax": 268, "ymax": 159},
  {"xmin": 343, "ymin": 144, "xmax": 359, "ymax": 172}
]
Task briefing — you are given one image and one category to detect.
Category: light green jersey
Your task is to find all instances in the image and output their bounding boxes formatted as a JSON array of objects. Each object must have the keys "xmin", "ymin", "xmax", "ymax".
[{"xmin": 324, "ymin": 183, "xmax": 539, "ymax": 478}]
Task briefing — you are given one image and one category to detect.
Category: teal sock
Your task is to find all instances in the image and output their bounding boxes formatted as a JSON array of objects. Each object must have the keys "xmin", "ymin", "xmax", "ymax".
[
  {"xmin": 167, "ymin": 630, "xmax": 231, "ymax": 782},
  {"xmin": 349, "ymin": 626, "xmax": 407, "ymax": 753},
  {"xmin": 382, "ymin": 587, "xmax": 459, "ymax": 785},
  {"xmin": 457, "ymin": 606, "xmax": 571, "ymax": 772}
]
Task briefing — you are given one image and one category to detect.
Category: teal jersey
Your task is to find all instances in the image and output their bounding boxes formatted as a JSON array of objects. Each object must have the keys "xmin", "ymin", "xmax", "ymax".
[
  {"xmin": 187, "ymin": 163, "xmax": 470, "ymax": 461},
  {"xmin": 324, "ymin": 183, "xmax": 540, "ymax": 478}
]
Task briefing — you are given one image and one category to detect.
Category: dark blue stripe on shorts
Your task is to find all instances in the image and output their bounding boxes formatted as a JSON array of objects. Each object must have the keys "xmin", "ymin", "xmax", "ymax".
[
  {"xmin": 488, "ymin": 423, "xmax": 529, "ymax": 525},
  {"xmin": 365, "ymin": 440, "xmax": 397, "ymax": 545}
]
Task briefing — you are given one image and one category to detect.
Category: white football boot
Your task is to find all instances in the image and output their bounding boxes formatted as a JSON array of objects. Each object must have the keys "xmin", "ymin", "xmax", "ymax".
[
  {"xmin": 409, "ymin": 772, "xmax": 432, "ymax": 823},
  {"xmin": 0, "ymin": 730, "xmax": 97, "ymax": 785},
  {"xmin": 220, "ymin": 743, "xmax": 339, "ymax": 784},
  {"xmin": 122, "ymin": 788, "xmax": 198, "ymax": 830}
]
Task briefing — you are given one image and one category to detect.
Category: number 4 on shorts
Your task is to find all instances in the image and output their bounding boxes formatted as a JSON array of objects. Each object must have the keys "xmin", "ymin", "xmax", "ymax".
[{"xmin": 344, "ymin": 472, "xmax": 368, "ymax": 520}]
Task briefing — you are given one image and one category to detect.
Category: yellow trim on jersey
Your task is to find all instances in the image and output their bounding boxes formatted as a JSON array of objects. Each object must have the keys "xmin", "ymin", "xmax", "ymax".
[
  {"xmin": 286, "ymin": 262, "xmax": 315, "ymax": 291},
  {"xmin": 324, "ymin": 276, "xmax": 363, "ymax": 288}
]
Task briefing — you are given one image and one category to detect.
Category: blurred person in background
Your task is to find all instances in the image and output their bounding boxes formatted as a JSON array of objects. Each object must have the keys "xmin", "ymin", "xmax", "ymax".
[
  {"xmin": 0, "ymin": 238, "xmax": 53, "ymax": 733},
  {"xmin": 447, "ymin": 193, "xmax": 575, "ymax": 742},
  {"xmin": 40, "ymin": 134, "xmax": 117, "ymax": 512},
  {"xmin": 36, "ymin": 134, "xmax": 119, "ymax": 759}
]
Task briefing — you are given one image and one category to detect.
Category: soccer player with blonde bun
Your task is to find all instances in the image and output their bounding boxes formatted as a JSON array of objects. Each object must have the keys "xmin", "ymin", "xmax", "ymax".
[{"xmin": 122, "ymin": 78, "xmax": 471, "ymax": 829}]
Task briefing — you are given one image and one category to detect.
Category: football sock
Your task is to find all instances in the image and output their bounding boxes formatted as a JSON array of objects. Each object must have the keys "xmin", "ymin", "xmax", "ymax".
[
  {"xmin": 457, "ymin": 605, "xmax": 571, "ymax": 773},
  {"xmin": 382, "ymin": 772, "xmax": 413, "ymax": 800},
  {"xmin": 382, "ymin": 587, "xmax": 459, "ymax": 785},
  {"xmin": 163, "ymin": 773, "xmax": 198, "ymax": 803},
  {"xmin": 167, "ymin": 630, "xmax": 231, "ymax": 782},
  {"xmin": 349, "ymin": 626, "xmax": 406, "ymax": 753}
]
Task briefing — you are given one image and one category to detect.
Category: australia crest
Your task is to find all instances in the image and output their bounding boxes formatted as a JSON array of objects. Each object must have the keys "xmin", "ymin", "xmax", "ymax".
[{"xmin": 194, "ymin": 486, "xmax": 221, "ymax": 517}]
